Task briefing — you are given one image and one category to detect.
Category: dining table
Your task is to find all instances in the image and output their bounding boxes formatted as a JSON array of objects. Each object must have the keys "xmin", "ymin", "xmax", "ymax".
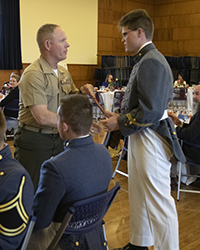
[{"xmin": 97, "ymin": 89, "xmax": 125, "ymax": 112}]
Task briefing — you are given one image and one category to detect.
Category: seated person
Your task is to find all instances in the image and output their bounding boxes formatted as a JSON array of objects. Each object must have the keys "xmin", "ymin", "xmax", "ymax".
[
  {"xmin": 0, "ymin": 110, "xmax": 34, "ymax": 250},
  {"xmin": 27, "ymin": 94, "xmax": 112, "ymax": 250},
  {"xmin": 0, "ymin": 72, "xmax": 20, "ymax": 96},
  {"xmin": 102, "ymin": 74, "xmax": 115, "ymax": 88},
  {"xmin": 169, "ymin": 84, "xmax": 200, "ymax": 184},
  {"xmin": 173, "ymin": 73, "xmax": 186, "ymax": 88},
  {"xmin": 0, "ymin": 73, "xmax": 20, "ymax": 136}
]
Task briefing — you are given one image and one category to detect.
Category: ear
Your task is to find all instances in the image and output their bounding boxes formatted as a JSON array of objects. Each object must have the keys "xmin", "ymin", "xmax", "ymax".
[
  {"xmin": 62, "ymin": 122, "xmax": 69, "ymax": 132},
  {"xmin": 137, "ymin": 28, "xmax": 144, "ymax": 38},
  {"xmin": 43, "ymin": 40, "xmax": 51, "ymax": 51}
]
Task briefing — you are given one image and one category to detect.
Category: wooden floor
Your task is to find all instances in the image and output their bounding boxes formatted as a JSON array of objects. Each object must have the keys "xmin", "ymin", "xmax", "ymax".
[{"xmin": 7, "ymin": 122, "xmax": 200, "ymax": 250}]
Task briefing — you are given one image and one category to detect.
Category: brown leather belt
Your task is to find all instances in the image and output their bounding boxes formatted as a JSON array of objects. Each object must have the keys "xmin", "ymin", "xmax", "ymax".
[{"xmin": 19, "ymin": 122, "xmax": 58, "ymax": 134}]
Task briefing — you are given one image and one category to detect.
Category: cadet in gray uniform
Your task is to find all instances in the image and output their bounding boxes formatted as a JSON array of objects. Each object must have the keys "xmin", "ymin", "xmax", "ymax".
[{"xmin": 102, "ymin": 10, "xmax": 185, "ymax": 250}]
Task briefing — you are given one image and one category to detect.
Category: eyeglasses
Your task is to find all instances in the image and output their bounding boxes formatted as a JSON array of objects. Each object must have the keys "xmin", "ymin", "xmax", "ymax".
[
  {"xmin": 122, "ymin": 28, "xmax": 138, "ymax": 39},
  {"xmin": 193, "ymin": 91, "xmax": 200, "ymax": 96}
]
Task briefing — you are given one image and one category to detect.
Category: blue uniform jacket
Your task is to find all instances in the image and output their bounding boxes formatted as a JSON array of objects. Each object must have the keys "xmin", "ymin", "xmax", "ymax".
[
  {"xmin": 0, "ymin": 145, "xmax": 34, "ymax": 250},
  {"xmin": 33, "ymin": 135, "xmax": 112, "ymax": 249}
]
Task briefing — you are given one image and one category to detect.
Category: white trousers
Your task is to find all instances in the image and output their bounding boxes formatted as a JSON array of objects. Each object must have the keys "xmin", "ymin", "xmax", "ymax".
[{"xmin": 128, "ymin": 128, "xmax": 179, "ymax": 250}]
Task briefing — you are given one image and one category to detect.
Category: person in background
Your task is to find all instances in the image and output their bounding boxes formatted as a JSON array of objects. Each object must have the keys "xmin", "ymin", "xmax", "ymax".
[
  {"xmin": 27, "ymin": 95, "xmax": 112, "ymax": 250},
  {"xmin": 0, "ymin": 110, "xmax": 34, "ymax": 250},
  {"xmin": 102, "ymin": 74, "xmax": 115, "ymax": 88},
  {"xmin": 14, "ymin": 23, "xmax": 93, "ymax": 191},
  {"xmin": 101, "ymin": 9, "xmax": 185, "ymax": 250},
  {"xmin": 0, "ymin": 73, "xmax": 20, "ymax": 137},
  {"xmin": 169, "ymin": 84, "xmax": 200, "ymax": 184},
  {"xmin": 0, "ymin": 72, "xmax": 20, "ymax": 96},
  {"xmin": 173, "ymin": 73, "xmax": 186, "ymax": 88}
]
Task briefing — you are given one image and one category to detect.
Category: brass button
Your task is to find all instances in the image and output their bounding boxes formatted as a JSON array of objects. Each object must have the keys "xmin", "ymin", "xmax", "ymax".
[
  {"xmin": 66, "ymin": 142, "xmax": 69, "ymax": 147},
  {"xmin": 125, "ymin": 107, "xmax": 127, "ymax": 110},
  {"xmin": 133, "ymin": 118, "xmax": 136, "ymax": 122},
  {"xmin": 129, "ymin": 121, "xmax": 133, "ymax": 125},
  {"xmin": 75, "ymin": 241, "xmax": 79, "ymax": 246},
  {"xmin": 139, "ymin": 53, "xmax": 142, "ymax": 56},
  {"xmin": 0, "ymin": 155, "xmax": 2, "ymax": 160},
  {"xmin": 125, "ymin": 123, "xmax": 127, "ymax": 126},
  {"xmin": 104, "ymin": 242, "xmax": 107, "ymax": 246},
  {"xmin": 0, "ymin": 171, "xmax": 4, "ymax": 176},
  {"xmin": 127, "ymin": 89, "xmax": 130, "ymax": 92},
  {"xmin": 173, "ymin": 132, "xmax": 176, "ymax": 135}
]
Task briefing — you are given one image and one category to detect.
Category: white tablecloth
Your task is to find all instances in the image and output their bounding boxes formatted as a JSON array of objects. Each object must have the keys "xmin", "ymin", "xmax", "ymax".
[
  {"xmin": 187, "ymin": 87, "xmax": 193, "ymax": 111},
  {"xmin": 99, "ymin": 91, "xmax": 114, "ymax": 112},
  {"xmin": 98, "ymin": 90, "xmax": 125, "ymax": 112}
]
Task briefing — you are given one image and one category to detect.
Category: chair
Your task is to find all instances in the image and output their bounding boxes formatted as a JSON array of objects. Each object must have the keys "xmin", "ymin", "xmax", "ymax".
[
  {"xmin": 177, "ymin": 140, "xmax": 200, "ymax": 201},
  {"xmin": 112, "ymin": 91, "xmax": 125, "ymax": 113},
  {"xmin": 46, "ymin": 182, "xmax": 121, "ymax": 250},
  {"xmin": 112, "ymin": 137, "xmax": 128, "ymax": 178},
  {"xmin": 91, "ymin": 91, "xmax": 104, "ymax": 120},
  {"xmin": 20, "ymin": 215, "xmax": 37, "ymax": 250}
]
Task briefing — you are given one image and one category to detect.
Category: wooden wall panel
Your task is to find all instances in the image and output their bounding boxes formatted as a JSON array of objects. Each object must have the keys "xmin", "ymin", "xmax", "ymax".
[{"xmin": 153, "ymin": 0, "xmax": 200, "ymax": 56}]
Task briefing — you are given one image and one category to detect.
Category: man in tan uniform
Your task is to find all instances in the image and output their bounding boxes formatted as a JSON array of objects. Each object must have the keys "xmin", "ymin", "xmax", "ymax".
[{"xmin": 14, "ymin": 24, "xmax": 88, "ymax": 191}]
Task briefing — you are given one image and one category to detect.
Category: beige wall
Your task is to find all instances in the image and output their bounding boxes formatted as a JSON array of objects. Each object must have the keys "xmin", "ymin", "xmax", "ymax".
[{"xmin": 20, "ymin": 0, "xmax": 98, "ymax": 64}]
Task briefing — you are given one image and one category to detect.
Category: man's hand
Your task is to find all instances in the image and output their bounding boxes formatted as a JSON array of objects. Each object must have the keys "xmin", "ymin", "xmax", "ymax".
[
  {"xmin": 89, "ymin": 122, "xmax": 102, "ymax": 136},
  {"xmin": 80, "ymin": 84, "xmax": 95, "ymax": 97},
  {"xmin": 101, "ymin": 111, "xmax": 119, "ymax": 132},
  {"xmin": 168, "ymin": 111, "xmax": 182, "ymax": 126}
]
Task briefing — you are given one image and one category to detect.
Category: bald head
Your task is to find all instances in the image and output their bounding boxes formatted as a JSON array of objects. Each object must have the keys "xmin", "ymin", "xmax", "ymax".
[{"xmin": 193, "ymin": 85, "xmax": 200, "ymax": 104}]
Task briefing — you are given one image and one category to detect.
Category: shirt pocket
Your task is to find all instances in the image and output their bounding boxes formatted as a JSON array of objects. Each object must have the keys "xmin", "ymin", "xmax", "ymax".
[{"xmin": 61, "ymin": 81, "xmax": 73, "ymax": 94}]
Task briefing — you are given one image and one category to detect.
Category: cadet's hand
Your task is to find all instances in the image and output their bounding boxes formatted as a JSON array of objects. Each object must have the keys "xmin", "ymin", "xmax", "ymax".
[{"xmin": 101, "ymin": 111, "xmax": 119, "ymax": 132}]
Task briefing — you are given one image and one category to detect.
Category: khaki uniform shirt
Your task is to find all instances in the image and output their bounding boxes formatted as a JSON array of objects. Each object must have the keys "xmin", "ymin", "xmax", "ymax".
[{"xmin": 18, "ymin": 56, "xmax": 78, "ymax": 129}]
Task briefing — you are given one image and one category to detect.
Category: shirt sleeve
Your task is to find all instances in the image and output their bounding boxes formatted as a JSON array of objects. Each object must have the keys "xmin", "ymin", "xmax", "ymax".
[
  {"xmin": 0, "ymin": 87, "xmax": 19, "ymax": 107},
  {"xmin": 176, "ymin": 113, "xmax": 200, "ymax": 143}
]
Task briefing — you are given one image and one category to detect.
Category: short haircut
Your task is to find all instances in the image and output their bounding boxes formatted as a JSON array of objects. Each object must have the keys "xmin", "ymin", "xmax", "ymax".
[
  {"xmin": 0, "ymin": 111, "xmax": 6, "ymax": 144},
  {"xmin": 36, "ymin": 24, "xmax": 59, "ymax": 47},
  {"xmin": 118, "ymin": 9, "xmax": 154, "ymax": 40},
  {"xmin": 11, "ymin": 72, "xmax": 20, "ymax": 82},
  {"xmin": 59, "ymin": 95, "xmax": 93, "ymax": 135}
]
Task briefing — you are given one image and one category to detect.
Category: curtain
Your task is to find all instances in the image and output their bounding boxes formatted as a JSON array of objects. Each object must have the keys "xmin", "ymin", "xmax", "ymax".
[{"xmin": 0, "ymin": 0, "xmax": 22, "ymax": 69}]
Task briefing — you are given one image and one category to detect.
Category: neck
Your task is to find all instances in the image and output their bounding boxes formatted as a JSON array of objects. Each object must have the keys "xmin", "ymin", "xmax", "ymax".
[
  {"xmin": 0, "ymin": 142, "xmax": 5, "ymax": 151},
  {"xmin": 41, "ymin": 54, "xmax": 58, "ymax": 69}
]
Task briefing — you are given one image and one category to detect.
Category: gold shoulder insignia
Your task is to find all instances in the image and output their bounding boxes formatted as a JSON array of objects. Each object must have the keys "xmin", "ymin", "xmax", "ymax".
[
  {"xmin": 0, "ymin": 176, "xmax": 29, "ymax": 236},
  {"xmin": 126, "ymin": 113, "xmax": 153, "ymax": 127}
]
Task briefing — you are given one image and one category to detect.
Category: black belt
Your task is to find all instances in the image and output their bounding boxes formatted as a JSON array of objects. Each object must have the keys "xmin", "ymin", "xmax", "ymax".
[{"xmin": 19, "ymin": 122, "xmax": 58, "ymax": 134}]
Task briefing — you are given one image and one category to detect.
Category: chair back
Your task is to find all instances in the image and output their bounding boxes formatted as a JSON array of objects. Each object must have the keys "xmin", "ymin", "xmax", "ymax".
[
  {"xmin": 113, "ymin": 91, "xmax": 125, "ymax": 110},
  {"xmin": 20, "ymin": 215, "xmax": 36, "ymax": 250},
  {"xmin": 177, "ymin": 140, "xmax": 200, "ymax": 200},
  {"xmin": 46, "ymin": 182, "xmax": 121, "ymax": 250}
]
